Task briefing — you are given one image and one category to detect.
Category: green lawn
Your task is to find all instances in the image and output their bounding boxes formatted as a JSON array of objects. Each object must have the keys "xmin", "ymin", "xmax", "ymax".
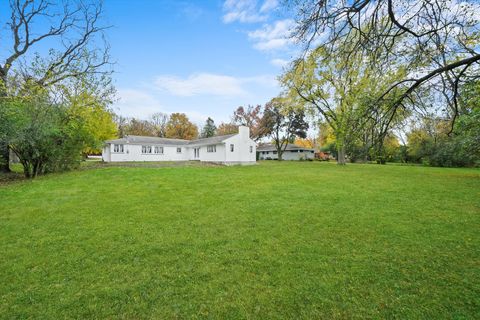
[{"xmin": 1, "ymin": 161, "xmax": 479, "ymax": 319}]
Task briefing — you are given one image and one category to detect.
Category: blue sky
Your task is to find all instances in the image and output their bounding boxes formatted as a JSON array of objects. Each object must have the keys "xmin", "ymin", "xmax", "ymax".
[{"xmin": 102, "ymin": 0, "xmax": 297, "ymax": 126}]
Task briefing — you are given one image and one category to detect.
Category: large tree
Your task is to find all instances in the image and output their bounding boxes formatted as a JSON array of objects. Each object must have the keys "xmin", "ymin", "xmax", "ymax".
[
  {"xmin": 217, "ymin": 122, "xmax": 238, "ymax": 136},
  {"xmin": 126, "ymin": 119, "xmax": 157, "ymax": 136},
  {"xmin": 150, "ymin": 112, "xmax": 169, "ymax": 137},
  {"xmin": 68, "ymin": 92, "xmax": 117, "ymax": 155},
  {"xmin": 0, "ymin": 0, "xmax": 111, "ymax": 172},
  {"xmin": 281, "ymin": 40, "xmax": 404, "ymax": 164},
  {"xmin": 233, "ymin": 105, "xmax": 269, "ymax": 141},
  {"xmin": 263, "ymin": 98, "xmax": 309, "ymax": 161},
  {"xmin": 291, "ymin": 0, "xmax": 480, "ymax": 141},
  {"xmin": 165, "ymin": 113, "xmax": 198, "ymax": 140}
]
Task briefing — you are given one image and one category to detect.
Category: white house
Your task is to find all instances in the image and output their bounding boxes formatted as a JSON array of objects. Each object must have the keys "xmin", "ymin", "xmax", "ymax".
[
  {"xmin": 102, "ymin": 126, "xmax": 256, "ymax": 165},
  {"xmin": 257, "ymin": 143, "xmax": 315, "ymax": 160}
]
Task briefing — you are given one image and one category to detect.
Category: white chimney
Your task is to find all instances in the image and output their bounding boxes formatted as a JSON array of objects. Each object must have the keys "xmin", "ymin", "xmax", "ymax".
[{"xmin": 238, "ymin": 125, "xmax": 249, "ymax": 138}]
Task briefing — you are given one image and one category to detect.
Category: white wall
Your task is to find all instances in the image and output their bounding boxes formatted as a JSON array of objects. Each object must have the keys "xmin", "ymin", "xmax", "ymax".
[
  {"xmin": 223, "ymin": 127, "xmax": 256, "ymax": 164},
  {"xmin": 258, "ymin": 150, "xmax": 314, "ymax": 160},
  {"xmin": 108, "ymin": 144, "xmax": 189, "ymax": 162},
  {"xmin": 196, "ymin": 144, "xmax": 226, "ymax": 162},
  {"xmin": 102, "ymin": 145, "xmax": 111, "ymax": 162}
]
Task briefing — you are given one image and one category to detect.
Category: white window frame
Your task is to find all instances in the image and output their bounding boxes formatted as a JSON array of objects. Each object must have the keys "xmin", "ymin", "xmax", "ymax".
[
  {"xmin": 142, "ymin": 145, "xmax": 152, "ymax": 154},
  {"xmin": 113, "ymin": 144, "xmax": 124, "ymax": 153},
  {"xmin": 207, "ymin": 145, "xmax": 216, "ymax": 153},
  {"xmin": 177, "ymin": 147, "xmax": 182, "ymax": 153},
  {"xmin": 154, "ymin": 146, "xmax": 163, "ymax": 154},
  {"xmin": 230, "ymin": 144, "xmax": 234, "ymax": 152},
  {"xmin": 249, "ymin": 146, "xmax": 253, "ymax": 153}
]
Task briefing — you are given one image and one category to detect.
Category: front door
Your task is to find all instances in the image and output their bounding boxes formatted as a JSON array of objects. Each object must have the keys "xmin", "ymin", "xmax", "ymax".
[{"xmin": 194, "ymin": 148, "xmax": 200, "ymax": 159}]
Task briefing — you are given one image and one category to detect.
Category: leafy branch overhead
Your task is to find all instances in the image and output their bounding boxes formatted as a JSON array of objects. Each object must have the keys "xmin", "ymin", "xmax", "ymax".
[{"xmin": 291, "ymin": 0, "xmax": 480, "ymax": 132}]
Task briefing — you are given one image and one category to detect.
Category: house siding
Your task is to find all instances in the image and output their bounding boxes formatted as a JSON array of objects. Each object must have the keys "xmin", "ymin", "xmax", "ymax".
[
  {"xmin": 223, "ymin": 127, "xmax": 256, "ymax": 165},
  {"xmin": 107, "ymin": 144, "xmax": 189, "ymax": 162},
  {"xmin": 258, "ymin": 150, "xmax": 314, "ymax": 160},
  {"xmin": 102, "ymin": 126, "xmax": 255, "ymax": 165}
]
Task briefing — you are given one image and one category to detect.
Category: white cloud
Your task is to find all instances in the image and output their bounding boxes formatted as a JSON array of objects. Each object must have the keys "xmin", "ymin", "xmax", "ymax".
[
  {"xmin": 154, "ymin": 73, "xmax": 276, "ymax": 97},
  {"xmin": 154, "ymin": 73, "xmax": 246, "ymax": 97},
  {"xmin": 222, "ymin": 0, "xmax": 265, "ymax": 23},
  {"xmin": 222, "ymin": 0, "xmax": 278, "ymax": 23},
  {"xmin": 270, "ymin": 58, "xmax": 289, "ymax": 67},
  {"xmin": 248, "ymin": 19, "xmax": 294, "ymax": 51},
  {"xmin": 260, "ymin": 0, "xmax": 278, "ymax": 13}
]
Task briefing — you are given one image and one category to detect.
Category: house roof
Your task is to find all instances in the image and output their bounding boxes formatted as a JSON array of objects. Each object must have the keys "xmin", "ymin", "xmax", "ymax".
[
  {"xmin": 256, "ymin": 143, "xmax": 314, "ymax": 152},
  {"xmin": 106, "ymin": 135, "xmax": 189, "ymax": 145},
  {"xmin": 187, "ymin": 134, "xmax": 236, "ymax": 146},
  {"xmin": 106, "ymin": 133, "xmax": 236, "ymax": 146}
]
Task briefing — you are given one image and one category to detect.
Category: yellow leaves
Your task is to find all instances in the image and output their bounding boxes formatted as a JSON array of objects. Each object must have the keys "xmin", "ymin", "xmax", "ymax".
[
  {"xmin": 165, "ymin": 113, "xmax": 199, "ymax": 140},
  {"xmin": 294, "ymin": 138, "xmax": 315, "ymax": 149},
  {"xmin": 67, "ymin": 92, "xmax": 117, "ymax": 154}
]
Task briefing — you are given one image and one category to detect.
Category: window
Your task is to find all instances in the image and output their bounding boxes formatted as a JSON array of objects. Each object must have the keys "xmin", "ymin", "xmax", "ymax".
[
  {"xmin": 142, "ymin": 145, "xmax": 152, "ymax": 154},
  {"xmin": 249, "ymin": 146, "xmax": 253, "ymax": 153},
  {"xmin": 230, "ymin": 144, "xmax": 234, "ymax": 152},
  {"xmin": 154, "ymin": 146, "xmax": 163, "ymax": 154},
  {"xmin": 207, "ymin": 145, "xmax": 216, "ymax": 153},
  {"xmin": 177, "ymin": 147, "xmax": 182, "ymax": 153},
  {"xmin": 273, "ymin": 151, "xmax": 277, "ymax": 154},
  {"xmin": 113, "ymin": 144, "xmax": 124, "ymax": 153}
]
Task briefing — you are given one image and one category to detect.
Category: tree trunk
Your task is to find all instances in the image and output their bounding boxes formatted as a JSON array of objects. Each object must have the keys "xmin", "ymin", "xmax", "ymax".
[
  {"xmin": 0, "ymin": 143, "xmax": 10, "ymax": 173},
  {"xmin": 0, "ymin": 74, "xmax": 10, "ymax": 173},
  {"xmin": 277, "ymin": 149, "xmax": 283, "ymax": 161},
  {"xmin": 336, "ymin": 142, "xmax": 346, "ymax": 165}
]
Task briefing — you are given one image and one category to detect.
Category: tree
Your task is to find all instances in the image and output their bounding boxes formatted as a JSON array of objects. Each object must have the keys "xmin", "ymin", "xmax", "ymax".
[
  {"xmin": 233, "ymin": 105, "xmax": 269, "ymax": 141},
  {"xmin": 115, "ymin": 115, "xmax": 130, "ymax": 138},
  {"xmin": 201, "ymin": 117, "xmax": 217, "ymax": 138},
  {"xmin": 294, "ymin": 137, "xmax": 316, "ymax": 149},
  {"xmin": 127, "ymin": 119, "xmax": 157, "ymax": 136},
  {"xmin": 5, "ymin": 94, "xmax": 89, "ymax": 178},
  {"xmin": 150, "ymin": 112, "xmax": 169, "ymax": 137},
  {"xmin": 217, "ymin": 122, "xmax": 238, "ymax": 136},
  {"xmin": 68, "ymin": 93, "xmax": 117, "ymax": 155},
  {"xmin": 281, "ymin": 42, "xmax": 391, "ymax": 164},
  {"xmin": 291, "ymin": 0, "xmax": 480, "ymax": 140},
  {"xmin": 0, "ymin": 0, "xmax": 111, "ymax": 172},
  {"xmin": 165, "ymin": 113, "xmax": 198, "ymax": 140},
  {"xmin": 263, "ymin": 98, "xmax": 309, "ymax": 161}
]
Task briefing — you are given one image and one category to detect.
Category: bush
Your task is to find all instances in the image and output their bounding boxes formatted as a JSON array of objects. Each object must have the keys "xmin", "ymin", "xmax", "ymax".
[{"xmin": 6, "ymin": 98, "xmax": 89, "ymax": 178}]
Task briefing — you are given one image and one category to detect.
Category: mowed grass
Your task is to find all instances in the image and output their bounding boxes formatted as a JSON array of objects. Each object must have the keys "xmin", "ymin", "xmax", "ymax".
[{"xmin": 0, "ymin": 162, "xmax": 479, "ymax": 319}]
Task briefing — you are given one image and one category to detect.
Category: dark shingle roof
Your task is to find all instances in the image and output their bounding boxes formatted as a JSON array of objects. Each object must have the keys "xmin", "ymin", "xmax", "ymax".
[
  {"xmin": 256, "ymin": 143, "xmax": 314, "ymax": 152},
  {"xmin": 106, "ymin": 134, "xmax": 236, "ymax": 146}
]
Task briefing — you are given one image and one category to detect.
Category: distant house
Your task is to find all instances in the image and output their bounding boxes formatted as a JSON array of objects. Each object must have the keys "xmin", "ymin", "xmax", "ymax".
[
  {"xmin": 102, "ymin": 126, "xmax": 256, "ymax": 165},
  {"xmin": 257, "ymin": 143, "xmax": 315, "ymax": 160}
]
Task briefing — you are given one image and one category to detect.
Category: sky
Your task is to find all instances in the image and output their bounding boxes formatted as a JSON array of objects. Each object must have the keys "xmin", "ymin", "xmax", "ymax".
[{"xmin": 101, "ymin": 0, "xmax": 298, "ymax": 126}]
